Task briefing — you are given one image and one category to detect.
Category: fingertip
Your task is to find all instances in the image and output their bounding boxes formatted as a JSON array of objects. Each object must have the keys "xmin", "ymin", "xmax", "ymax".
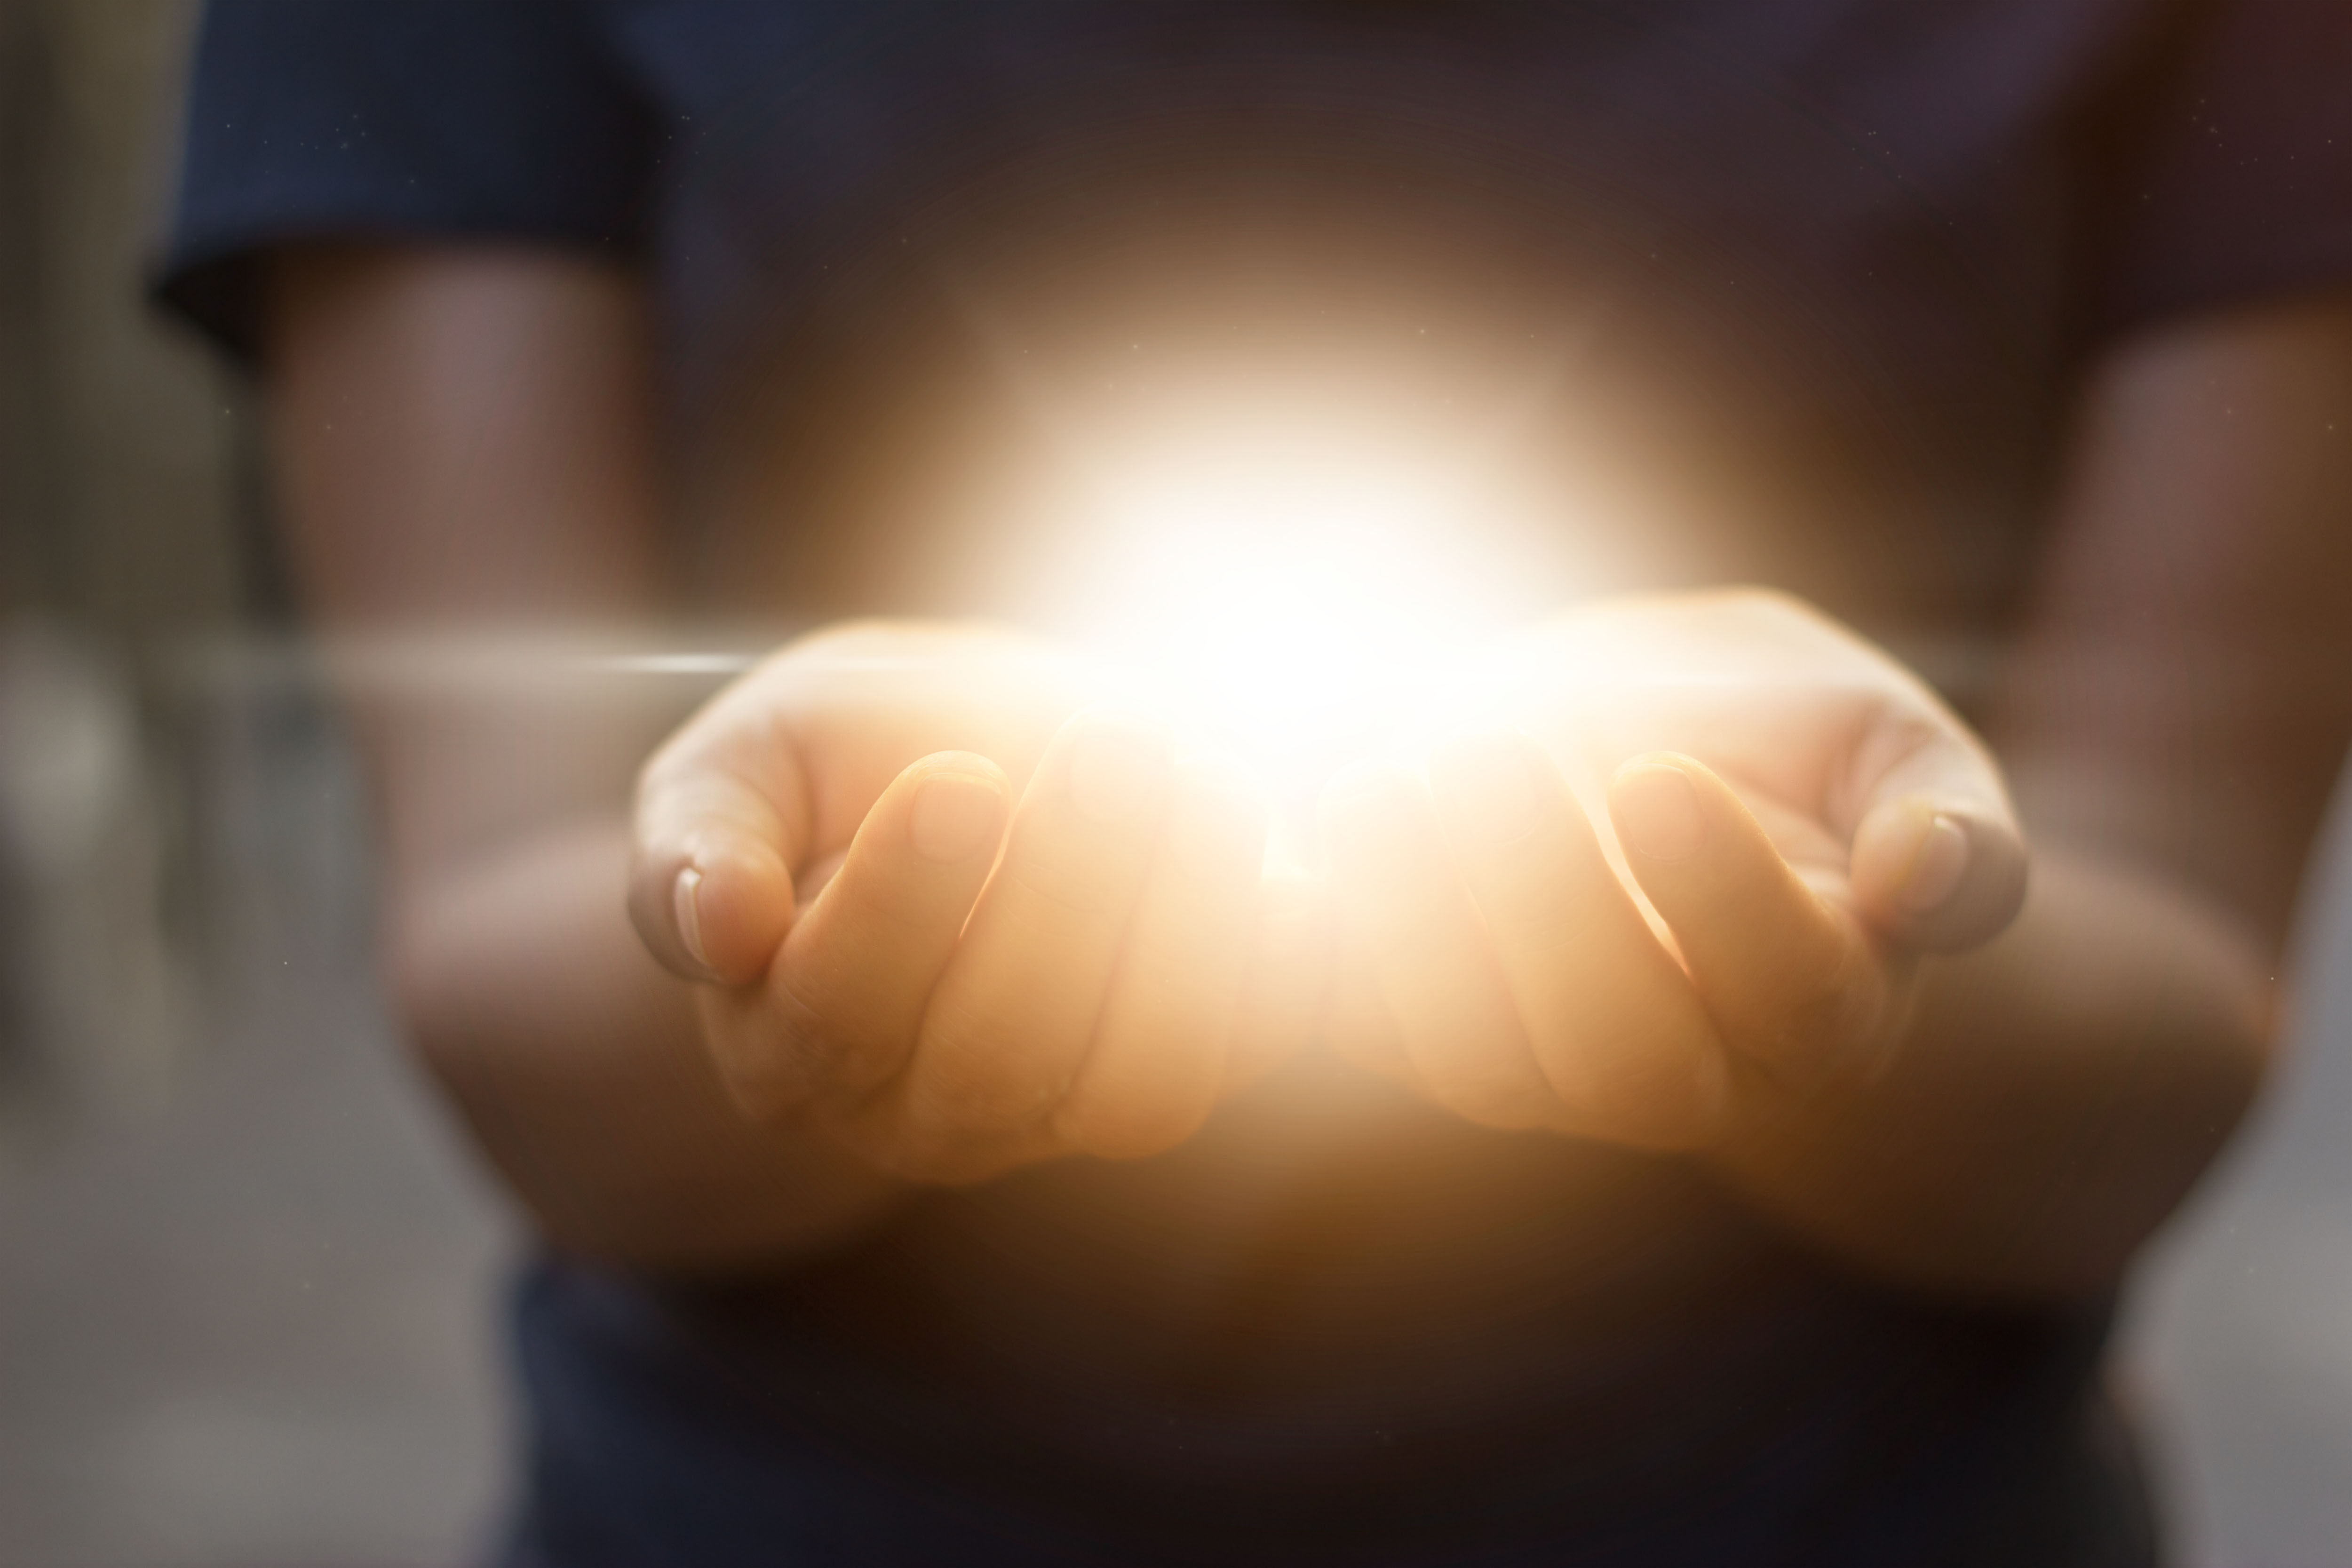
[
  {"xmin": 674, "ymin": 867, "xmax": 710, "ymax": 968},
  {"xmin": 1607, "ymin": 754, "xmax": 1714, "ymax": 864},
  {"xmin": 631, "ymin": 751, "xmax": 810, "ymax": 985},
  {"xmin": 1851, "ymin": 797, "xmax": 2027, "ymax": 951},
  {"xmin": 903, "ymin": 752, "xmax": 1011, "ymax": 865},
  {"xmin": 1896, "ymin": 814, "xmax": 1971, "ymax": 913},
  {"xmin": 675, "ymin": 835, "xmax": 796, "ymax": 984}
]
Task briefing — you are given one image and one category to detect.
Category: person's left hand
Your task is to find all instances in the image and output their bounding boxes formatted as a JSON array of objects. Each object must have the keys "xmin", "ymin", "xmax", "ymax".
[{"xmin": 1318, "ymin": 588, "xmax": 2029, "ymax": 1149}]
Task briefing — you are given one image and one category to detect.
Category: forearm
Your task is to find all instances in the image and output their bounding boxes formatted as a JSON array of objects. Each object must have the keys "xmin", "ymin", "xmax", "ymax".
[
  {"xmin": 260, "ymin": 250, "xmax": 902, "ymax": 1272},
  {"xmin": 1708, "ymin": 844, "xmax": 2273, "ymax": 1300},
  {"xmin": 388, "ymin": 816, "xmax": 907, "ymax": 1273}
]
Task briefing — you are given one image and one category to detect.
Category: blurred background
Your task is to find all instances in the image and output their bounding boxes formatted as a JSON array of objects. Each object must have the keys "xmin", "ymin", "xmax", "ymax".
[{"xmin": 0, "ymin": 5, "xmax": 2343, "ymax": 1564}]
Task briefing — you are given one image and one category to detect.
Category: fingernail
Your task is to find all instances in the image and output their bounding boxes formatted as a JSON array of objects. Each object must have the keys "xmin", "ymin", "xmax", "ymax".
[
  {"xmin": 1612, "ymin": 764, "xmax": 1706, "ymax": 862},
  {"xmin": 1897, "ymin": 812, "xmax": 1970, "ymax": 914},
  {"xmin": 909, "ymin": 772, "xmax": 1004, "ymax": 862},
  {"xmin": 1067, "ymin": 719, "xmax": 1169, "ymax": 823},
  {"xmin": 1431, "ymin": 731, "xmax": 1542, "ymax": 845},
  {"xmin": 674, "ymin": 867, "xmax": 710, "ymax": 970}
]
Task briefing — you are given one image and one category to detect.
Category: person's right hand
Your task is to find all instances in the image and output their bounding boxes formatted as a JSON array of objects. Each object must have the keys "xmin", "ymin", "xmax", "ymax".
[{"xmin": 629, "ymin": 621, "xmax": 1329, "ymax": 1185}]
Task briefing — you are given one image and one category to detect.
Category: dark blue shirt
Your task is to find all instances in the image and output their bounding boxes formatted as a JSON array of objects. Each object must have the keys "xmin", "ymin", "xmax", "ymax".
[{"xmin": 158, "ymin": 4, "xmax": 2352, "ymax": 1563}]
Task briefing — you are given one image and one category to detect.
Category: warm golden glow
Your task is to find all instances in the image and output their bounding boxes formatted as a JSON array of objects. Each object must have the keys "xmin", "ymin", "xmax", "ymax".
[{"xmin": 1064, "ymin": 414, "xmax": 1551, "ymax": 839}]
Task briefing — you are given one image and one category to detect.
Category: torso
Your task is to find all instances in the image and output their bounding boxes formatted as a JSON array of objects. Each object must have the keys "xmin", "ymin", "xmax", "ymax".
[
  {"xmin": 526, "ymin": 4, "xmax": 2177, "ymax": 1553},
  {"xmin": 609, "ymin": 0, "xmax": 2167, "ymax": 650}
]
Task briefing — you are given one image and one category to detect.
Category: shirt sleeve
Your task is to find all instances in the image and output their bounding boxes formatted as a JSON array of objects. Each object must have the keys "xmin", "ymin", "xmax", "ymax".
[
  {"xmin": 2094, "ymin": 0, "xmax": 2352, "ymax": 342},
  {"xmin": 153, "ymin": 0, "xmax": 657, "ymax": 366}
]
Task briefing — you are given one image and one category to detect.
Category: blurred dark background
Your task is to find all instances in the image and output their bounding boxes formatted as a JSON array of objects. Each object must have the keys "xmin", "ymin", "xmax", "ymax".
[{"xmin": 0, "ymin": 6, "xmax": 2342, "ymax": 1564}]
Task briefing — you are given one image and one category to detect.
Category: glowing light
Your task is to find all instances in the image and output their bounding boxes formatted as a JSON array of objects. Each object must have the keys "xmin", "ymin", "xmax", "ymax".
[{"xmin": 1062, "ymin": 416, "xmax": 1546, "ymax": 841}]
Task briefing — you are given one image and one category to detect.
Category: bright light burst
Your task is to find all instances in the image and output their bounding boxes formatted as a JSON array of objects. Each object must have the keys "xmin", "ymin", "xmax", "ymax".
[{"xmin": 1065, "ymin": 417, "xmax": 1542, "ymax": 830}]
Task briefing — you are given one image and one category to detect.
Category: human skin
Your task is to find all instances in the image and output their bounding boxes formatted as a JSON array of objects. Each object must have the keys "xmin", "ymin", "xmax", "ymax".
[
  {"xmin": 268, "ymin": 244, "xmax": 2352, "ymax": 1292},
  {"xmin": 1315, "ymin": 590, "xmax": 2261, "ymax": 1295},
  {"xmin": 627, "ymin": 620, "xmax": 1332, "ymax": 1185}
]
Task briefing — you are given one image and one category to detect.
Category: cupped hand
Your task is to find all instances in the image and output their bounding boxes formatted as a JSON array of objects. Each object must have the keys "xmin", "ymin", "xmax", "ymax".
[
  {"xmin": 1320, "ymin": 589, "xmax": 2028, "ymax": 1149},
  {"xmin": 630, "ymin": 621, "xmax": 1328, "ymax": 1184}
]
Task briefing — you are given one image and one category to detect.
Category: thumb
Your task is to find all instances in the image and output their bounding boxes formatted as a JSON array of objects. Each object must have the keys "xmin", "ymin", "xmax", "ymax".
[
  {"xmin": 629, "ymin": 739, "xmax": 810, "ymax": 986},
  {"xmin": 1841, "ymin": 707, "xmax": 2028, "ymax": 953}
]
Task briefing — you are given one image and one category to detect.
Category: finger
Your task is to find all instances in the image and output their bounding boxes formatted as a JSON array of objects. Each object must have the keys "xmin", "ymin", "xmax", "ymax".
[
  {"xmin": 630, "ymin": 690, "xmax": 811, "ymax": 985},
  {"xmin": 1055, "ymin": 756, "xmax": 1268, "ymax": 1157},
  {"xmin": 1223, "ymin": 865, "xmax": 1336, "ymax": 1093},
  {"xmin": 1324, "ymin": 763, "xmax": 1559, "ymax": 1131},
  {"xmin": 1607, "ymin": 751, "xmax": 1896, "ymax": 1089},
  {"xmin": 701, "ymin": 752, "xmax": 1009, "ymax": 1117},
  {"xmin": 1427, "ymin": 732, "xmax": 1732, "ymax": 1148},
  {"xmin": 795, "ymin": 847, "xmax": 851, "ymax": 904},
  {"xmin": 1838, "ymin": 704, "xmax": 2028, "ymax": 952},
  {"xmin": 902, "ymin": 709, "xmax": 1176, "ymax": 1139}
]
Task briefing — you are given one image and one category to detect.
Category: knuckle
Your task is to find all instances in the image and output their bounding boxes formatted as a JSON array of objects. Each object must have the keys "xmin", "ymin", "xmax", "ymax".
[
  {"xmin": 631, "ymin": 748, "xmax": 691, "ymax": 811},
  {"xmin": 702, "ymin": 1020, "xmax": 812, "ymax": 1122},
  {"xmin": 708, "ymin": 965, "xmax": 907, "ymax": 1111},
  {"xmin": 766, "ymin": 972, "xmax": 866, "ymax": 1084},
  {"xmin": 696, "ymin": 992, "xmax": 809, "ymax": 1114},
  {"xmin": 1745, "ymin": 982, "xmax": 1852, "ymax": 1078},
  {"xmin": 1744, "ymin": 949, "xmax": 1897, "ymax": 1090},
  {"xmin": 1857, "ymin": 707, "xmax": 1949, "ymax": 778},
  {"xmin": 1534, "ymin": 1022, "xmax": 1713, "ymax": 1146},
  {"xmin": 908, "ymin": 1026, "xmax": 1061, "ymax": 1133}
]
